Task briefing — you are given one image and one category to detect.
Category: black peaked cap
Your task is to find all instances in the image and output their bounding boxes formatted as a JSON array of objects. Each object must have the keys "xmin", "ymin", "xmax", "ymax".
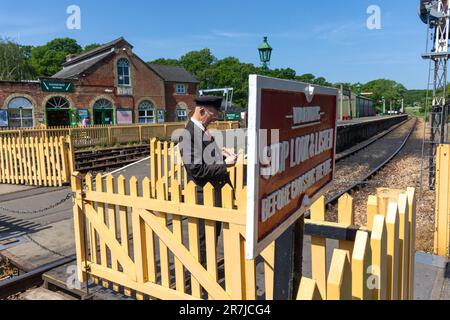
[{"xmin": 195, "ymin": 96, "xmax": 223, "ymax": 110}]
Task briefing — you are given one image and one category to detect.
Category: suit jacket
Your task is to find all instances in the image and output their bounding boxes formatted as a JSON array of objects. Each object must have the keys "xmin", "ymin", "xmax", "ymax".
[{"xmin": 180, "ymin": 120, "xmax": 232, "ymax": 189}]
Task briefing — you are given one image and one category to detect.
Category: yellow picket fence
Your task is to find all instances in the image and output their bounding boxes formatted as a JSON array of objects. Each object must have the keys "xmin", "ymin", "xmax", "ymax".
[
  {"xmin": 435, "ymin": 144, "xmax": 450, "ymax": 257},
  {"xmin": 0, "ymin": 122, "xmax": 239, "ymax": 149},
  {"xmin": 0, "ymin": 136, "xmax": 74, "ymax": 187},
  {"xmin": 72, "ymin": 139, "xmax": 417, "ymax": 300},
  {"xmin": 298, "ymin": 188, "xmax": 416, "ymax": 300}
]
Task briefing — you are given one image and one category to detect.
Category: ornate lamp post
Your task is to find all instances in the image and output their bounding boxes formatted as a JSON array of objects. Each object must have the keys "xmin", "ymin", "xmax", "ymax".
[{"xmin": 258, "ymin": 36, "xmax": 273, "ymax": 73}]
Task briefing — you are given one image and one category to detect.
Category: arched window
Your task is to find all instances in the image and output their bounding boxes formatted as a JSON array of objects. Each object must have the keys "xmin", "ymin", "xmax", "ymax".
[
  {"xmin": 8, "ymin": 97, "xmax": 33, "ymax": 128},
  {"xmin": 93, "ymin": 99, "xmax": 113, "ymax": 110},
  {"xmin": 176, "ymin": 103, "xmax": 187, "ymax": 122},
  {"xmin": 138, "ymin": 100, "xmax": 155, "ymax": 123},
  {"xmin": 46, "ymin": 96, "xmax": 70, "ymax": 109},
  {"xmin": 117, "ymin": 58, "xmax": 131, "ymax": 86},
  {"xmin": 45, "ymin": 96, "xmax": 71, "ymax": 127}
]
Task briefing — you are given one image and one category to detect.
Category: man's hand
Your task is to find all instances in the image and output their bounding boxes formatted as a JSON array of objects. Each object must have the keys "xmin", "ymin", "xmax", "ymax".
[
  {"xmin": 222, "ymin": 147, "xmax": 237, "ymax": 158},
  {"xmin": 225, "ymin": 154, "xmax": 238, "ymax": 167}
]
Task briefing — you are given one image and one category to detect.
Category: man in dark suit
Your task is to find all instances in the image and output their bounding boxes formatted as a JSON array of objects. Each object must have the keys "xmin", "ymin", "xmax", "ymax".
[
  {"xmin": 180, "ymin": 96, "xmax": 237, "ymax": 191},
  {"xmin": 179, "ymin": 96, "xmax": 237, "ymax": 265}
]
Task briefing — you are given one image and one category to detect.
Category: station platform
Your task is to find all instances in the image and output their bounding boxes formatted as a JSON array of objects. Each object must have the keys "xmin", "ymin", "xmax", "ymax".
[{"xmin": 336, "ymin": 115, "xmax": 406, "ymax": 126}]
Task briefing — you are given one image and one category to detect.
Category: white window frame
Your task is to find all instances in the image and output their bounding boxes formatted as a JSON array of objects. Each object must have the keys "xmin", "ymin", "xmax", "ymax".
[
  {"xmin": 176, "ymin": 84, "xmax": 186, "ymax": 94},
  {"xmin": 176, "ymin": 108, "xmax": 187, "ymax": 122},
  {"xmin": 157, "ymin": 109, "xmax": 165, "ymax": 123},
  {"xmin": 117, "ymin": 58, "xmax": 131, "ymax": 86},
  {"xmin": 7, "ymin": 97, "xmax": 34, "ymax": 128},
  {"xmin": 138, "ymin": 101, "xmax": 155, "ymax": 124}
]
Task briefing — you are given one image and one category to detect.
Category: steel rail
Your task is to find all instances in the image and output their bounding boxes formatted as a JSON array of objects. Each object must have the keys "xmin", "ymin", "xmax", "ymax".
[{"xmin": 0, "ymin": 255, "xmax": 76, "ymax": 299}]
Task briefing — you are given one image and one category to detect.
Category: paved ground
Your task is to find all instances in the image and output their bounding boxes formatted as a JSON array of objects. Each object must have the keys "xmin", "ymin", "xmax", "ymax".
[{"xmin": 0, "ymin": 187, "xmax": 73, "ymax": 271}]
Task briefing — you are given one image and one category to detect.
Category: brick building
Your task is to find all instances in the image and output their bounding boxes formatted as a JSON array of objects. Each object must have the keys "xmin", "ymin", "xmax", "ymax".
[{"xmin": 0, "ymin": 37, "xmax": 199, "ymax": 128}]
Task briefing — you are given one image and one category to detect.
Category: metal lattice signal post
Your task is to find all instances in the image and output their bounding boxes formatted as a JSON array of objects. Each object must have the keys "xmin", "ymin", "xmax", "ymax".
[{"xmin": 420, "ymin": 0, "xmax": 450, "ymax": 190}]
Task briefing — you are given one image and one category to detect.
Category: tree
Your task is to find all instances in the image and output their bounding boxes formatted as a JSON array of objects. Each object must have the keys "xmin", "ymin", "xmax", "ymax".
[
  {"xmin": 29, "ymin": 38, "xmax": 82, "ymax": 76},
  {"xmin": 0, "ymin": 37, "xmax": 37, "ymax": 80},
  {"xmin": 313, "ymin": 77, "xmax": 332, "ymax": 87},
  {"xmin": 148, "ymin": 58, "xmax": 181, "ymax": 66},
  {"xmin": 296, "ymin": 73, "xmax": 316, "ymax": 83},
  {"xmin": 362, "ymin": 79, "xmax": 407, "ymax": 110},
  {"xmin": 83, "ymin": 43, "xmax": 102, "ymax": 52},
  {"xmin": 179, "ymin": 49, "xmax": 217, "ymax": 79},
  {"xmin": 403, "ymin": 89, "xmax": 429, "ymax": 108},
  {"xmin": 267, "ymin": 68, "xmax": 297, "ymax": 80}
]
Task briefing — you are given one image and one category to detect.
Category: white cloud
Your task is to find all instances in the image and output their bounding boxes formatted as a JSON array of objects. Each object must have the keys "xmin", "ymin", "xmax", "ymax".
[{"xmin": 211, "ymin": 30, "xmax": 258, "ymax": 39}]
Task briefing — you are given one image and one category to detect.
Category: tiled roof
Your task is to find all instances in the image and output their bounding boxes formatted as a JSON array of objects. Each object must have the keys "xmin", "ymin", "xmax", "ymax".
[
  {"xmin": 148, "ymin": 64, "xmax": 199, "ymax": 83},
  {"xmin": 52, "ymin": 50, "xmax": 114, "ymax": 79}
]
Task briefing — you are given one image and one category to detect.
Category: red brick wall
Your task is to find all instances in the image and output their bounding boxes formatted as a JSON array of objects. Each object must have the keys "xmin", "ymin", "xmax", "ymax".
[
  {"xmin": 164, "ymin": 82, "xmax": 198, "ymax": 122},
  {"xmin": 0, "ymin": 49, "xmax": 167, "ymax": 126},
  {"xmin": 0, "ymin": 81, "xmax": 47, "ymax": 125}
]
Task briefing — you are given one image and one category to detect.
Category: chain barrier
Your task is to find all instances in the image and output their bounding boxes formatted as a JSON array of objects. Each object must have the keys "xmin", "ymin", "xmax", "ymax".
[
  {"xmin": 25, "ymin": 234, "xmax": 68, "ymax": 258},
  {"xmin": 0, "ymin": 192, "xmax": 73, "ymax": 215}
]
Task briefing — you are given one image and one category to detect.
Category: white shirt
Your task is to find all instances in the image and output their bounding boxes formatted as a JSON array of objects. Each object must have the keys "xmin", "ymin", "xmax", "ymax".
[{"xmin": 190, "ymin": 117, "xmax": 205, "ymax": 132}]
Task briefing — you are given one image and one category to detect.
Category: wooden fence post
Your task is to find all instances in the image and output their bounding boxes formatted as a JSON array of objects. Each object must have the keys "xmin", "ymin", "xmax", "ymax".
[
  {"xmin": 164, "ymin": 124, "xmax": 168, "ymax": 139},
  {"xmin": 222, "ymin": 183, "xmax": 244, "ymax": 300},
  {"xmin": 386, "ymin": 202, "xmax": 399, "ymax": 300},
  {"xmin": 371, "ymin": 214, "xmax": 387, "ymax": 300},
  {"xmin": 338, "ymin": 193, "xmax": 354, "ymax": 258},
  {"xmin": 150, "ymin": 139, "xmax": 157, "ymax": 198},
  {"xmin": 352, "ymin": 231, "xmax": 372, "ymax": 300},
  {"xmin": 367, "ymin": 195, "xmax": 378, "ymax": 231},
  {"xmin": 397, "ymin": 194, "xmax": 410, "ymax": 300},
  {"xmin": 435, "ymin": 144, "xmax": 450, "ymax": 257},
  {"xmin": 66, "ymin": 135, "xmax": 75, "ymax": 180},
  {"xmin": 108, "ymin": 127, "xmax": 112, "ymax": 145},
  {"xmin": 297, "ymin": 278, "xmax": 322, "ymax": 300},
  {"xmin": 71, "ymin": 172, "xmax": 88, "ymax": 283},
  {"xmin": 310, "ymin": 196, "xmax": 327, "ymax": 300},
  {"xmin": 407, "ymin": 187, "xmax": 416, "ymax": 300},
  {"xmin": 327, "ymin": 249, "xmax": 352, "ymax": 300}
]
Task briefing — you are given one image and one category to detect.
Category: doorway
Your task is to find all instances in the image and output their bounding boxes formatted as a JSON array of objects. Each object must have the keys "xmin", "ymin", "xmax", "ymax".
[
  {"xmin": 45, "ymin": 96, "xmax": 72, "ymax": 127},
  {"xmin": 93, "ymin": 109, "xmax": 114, "ymax": 125},
  {"xmin": 93, "ymin": 99, "xmax": 115, "ymax": 125},
  {"xmin": 47, "ymin": 109, "xmax": 70, "ymax": 127}
]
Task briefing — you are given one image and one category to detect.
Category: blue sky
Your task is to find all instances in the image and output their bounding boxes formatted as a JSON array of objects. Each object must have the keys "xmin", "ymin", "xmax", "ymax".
[{"xmin": 0, "ymin": 0, "xmax": 427, "ymax": 89}]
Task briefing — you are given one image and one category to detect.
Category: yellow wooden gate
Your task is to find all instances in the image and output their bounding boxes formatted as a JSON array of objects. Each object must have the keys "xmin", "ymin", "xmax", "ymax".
[{"xmin": 72, "ymin": 173, "xmax": 275, "ymax": 300}]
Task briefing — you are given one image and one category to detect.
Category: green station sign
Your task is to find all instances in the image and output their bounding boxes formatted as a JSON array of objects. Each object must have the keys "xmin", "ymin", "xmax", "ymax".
[
  {"xmin": 41, "ymin": 80, "xmax": 74, "ymax": 92},
  {"xmin": 225, "ymin": 112, "xmax": 241, "ymax": 121}
]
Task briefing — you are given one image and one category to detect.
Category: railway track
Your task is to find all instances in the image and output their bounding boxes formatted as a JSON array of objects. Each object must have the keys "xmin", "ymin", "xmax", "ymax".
[
  {"xmin": 75, "ymin": 144, "xmax": 150, "ymax": 173},
  {"xmin": 0, "ymin": 118, "xmax": 416, "ymax": 299},
  {"xmin": 326, "ymin": 117, "xmax": 417, "ymax": 206}
]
